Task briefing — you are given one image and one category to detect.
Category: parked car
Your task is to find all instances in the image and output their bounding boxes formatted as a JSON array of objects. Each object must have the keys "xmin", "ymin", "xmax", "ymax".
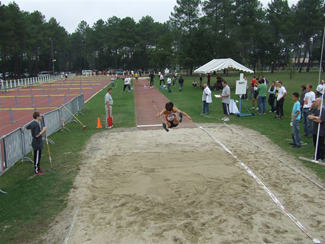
[
  {"xmin": 82, "ymin": 70, "xmax": 92, "ymax": 76},
  {"xmin": 114, "ymin": 69, "xmax": 124, "ymax": 75},
  {"xmin": 38, "ymin": 71, "xmax": 49, "ymax": 77}
]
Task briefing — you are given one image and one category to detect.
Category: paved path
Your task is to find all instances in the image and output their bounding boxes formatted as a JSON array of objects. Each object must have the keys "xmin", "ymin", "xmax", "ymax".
[{"xmin": 133, "ymin": 78, "xmax": 195, "ymax": 130}]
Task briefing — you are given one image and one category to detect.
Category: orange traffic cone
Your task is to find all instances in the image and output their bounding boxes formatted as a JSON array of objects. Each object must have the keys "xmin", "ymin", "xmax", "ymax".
[{"xmin": 96, "ymin": 118, "xmax": 102, "ymax": 129}]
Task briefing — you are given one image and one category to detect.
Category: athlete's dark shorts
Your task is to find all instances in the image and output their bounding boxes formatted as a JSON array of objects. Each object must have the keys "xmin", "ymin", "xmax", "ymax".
[
  {"xmin": 254, "ymin": 91, "xmax": 258, "ymax": 99},
  {"xmin": 168, "ymin": 121, "xmax": 179, "ymax": 128},
  {"xmin": 222, "ymin": 103, "xmax": 230, "ymax": 115}
]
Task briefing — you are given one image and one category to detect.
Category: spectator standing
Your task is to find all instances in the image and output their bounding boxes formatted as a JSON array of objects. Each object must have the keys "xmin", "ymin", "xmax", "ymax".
[
  {"xmin": 275, "ymin": 81, "xmax": 287, "ymax": 119},
  {"xmin": 249, "ymin": 76, "xmax": 257, "ymax": 100},
  {"xmin": 167, "ymin": 76, "xmax": 172, "ymax": 93},
  {"xmin": 316, "ymin": 80, "xmax": 325, "ymax": 98},
  {"xmin": 26, "ymin": 112, "xmax": 47, "ymax": 175},
  {"xmin": 302, "ymin": 84, "xmax": 315, "ymax": 137},
  {"xmin": 300, "ymin": 85, "xmax": 307, "ymax": 111},
  {"xmin": 123, "ymin": 76, "xmax": 131, "ymax": 92},
  {"xmin": 207, "ymin": 73, "xmax": 211, "ymax": 87},
  {"xmin": 105, "ymin": 88, "xmax": 113, "ymax": 128},
  {"xmin": 220, "ymin": 81, "xmax": 231, "ymax": 121},
  {"xmin": 268, "ymin": 82, "xmax": 276, "ymax": 112},
  {"xmin": 159, "ymin": 74, "xmax": 165, "ymax": 86},
  {"xmin": 251, "ymin": 82, "xmax": 259, "ymax": 110},
  {"xmin": 173, "ymin": 71, "xmax": 178, "ymax": 87},
  {"xmin": 308, "ymin": 98, "xmax": 325, "ymax": 162},
  {"xmin": 179, "ymin": 76, "xmax": 184, "ymax": 91},
  {"xmin": 149, "ymin": 72, "xmax": 155, "ymax": 87},
  {"xmin": 199, "ymin": 74, "xmax": 203, "ymax": 88},
  {"xmin": 202, "ymin": 83, "xmax": 212, "ymax": 114},
  {"xmin": 290, "ymin": 92, "xmax": 301, "ymax": 148},
  {"xmin": 257, "ymin": 80, "xmax": 267, "ymax": 114}
]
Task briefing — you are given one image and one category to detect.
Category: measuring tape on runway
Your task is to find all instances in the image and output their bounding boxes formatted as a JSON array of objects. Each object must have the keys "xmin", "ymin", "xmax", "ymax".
[{"xmin": 199, "ymin": 126, "xmax": 322, "ymax": 244}]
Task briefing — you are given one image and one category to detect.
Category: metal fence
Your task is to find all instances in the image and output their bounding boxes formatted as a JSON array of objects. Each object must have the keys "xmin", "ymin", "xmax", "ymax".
[
  {"xmin": 0, "ymin": 74, "xmax": 76, "ymax": 91},
  {"xmin": 0, "ymin": 93, "xmax": 85, "ymax": 176}
]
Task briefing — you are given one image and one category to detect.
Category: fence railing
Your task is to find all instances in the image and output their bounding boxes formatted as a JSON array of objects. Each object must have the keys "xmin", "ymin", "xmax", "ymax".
[
  {"xmin": 0, "ymin": 93, "xmax": 84, "ymax": 175},
  {"xmin": 0, "ymin": 74, "xmax": 76, "ymax": 91}
]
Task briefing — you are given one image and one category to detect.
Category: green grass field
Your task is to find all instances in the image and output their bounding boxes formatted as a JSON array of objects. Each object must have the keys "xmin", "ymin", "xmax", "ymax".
[{"xmin": 0, "ymin": 72, "xmax": 324, "ymax": 243}]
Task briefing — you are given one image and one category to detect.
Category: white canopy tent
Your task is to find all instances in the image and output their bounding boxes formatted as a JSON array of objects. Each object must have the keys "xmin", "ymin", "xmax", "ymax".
[{"xmin": 194, "ymin": 58, "xmax": 254, "ymax": 74}]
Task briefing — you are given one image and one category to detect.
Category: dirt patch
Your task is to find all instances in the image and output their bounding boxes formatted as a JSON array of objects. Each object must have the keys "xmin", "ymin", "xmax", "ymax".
[{"xmin": 42, "ymin": 124, "xmax": 325, "ymax": 244}]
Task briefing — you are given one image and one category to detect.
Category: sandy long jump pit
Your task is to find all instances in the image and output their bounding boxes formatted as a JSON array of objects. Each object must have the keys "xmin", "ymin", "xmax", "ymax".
[{"xmin": 45, "ymin": 124, "xmax": 325, "ymax": 244}]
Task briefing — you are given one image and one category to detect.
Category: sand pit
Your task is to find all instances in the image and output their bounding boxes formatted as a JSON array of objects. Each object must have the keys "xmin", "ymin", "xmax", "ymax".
[{"xmin": 43, "ymin": 124, "xmax": 325, "ymax": 244}]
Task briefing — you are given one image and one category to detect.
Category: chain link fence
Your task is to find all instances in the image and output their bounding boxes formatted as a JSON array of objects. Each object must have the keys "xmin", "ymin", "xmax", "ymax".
[{"xmin": 0, "ymin": 93, "xmax": 84, "ymax": 176}]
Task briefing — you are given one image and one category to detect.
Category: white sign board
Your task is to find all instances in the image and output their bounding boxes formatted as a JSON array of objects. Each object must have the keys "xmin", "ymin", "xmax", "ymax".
[{"xmin": 235, "ymin": 80, "xmax": 247, "ymax": 95}]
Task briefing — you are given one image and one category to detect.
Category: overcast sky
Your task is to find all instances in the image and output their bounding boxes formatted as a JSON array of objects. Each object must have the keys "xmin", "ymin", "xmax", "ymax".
[{"xmin": 2, "ymin": 0, "xmax": 299, "ymax": 34}]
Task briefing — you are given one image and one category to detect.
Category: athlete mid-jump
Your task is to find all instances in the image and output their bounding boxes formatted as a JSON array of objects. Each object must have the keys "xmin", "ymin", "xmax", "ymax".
[{"xmin": 156, "ymin": 102, "xmax": 191, "ymax": 132}]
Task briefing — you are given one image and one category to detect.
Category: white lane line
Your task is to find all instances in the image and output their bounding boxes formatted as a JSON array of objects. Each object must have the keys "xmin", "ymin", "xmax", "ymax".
[
  {"xmin": 199, "ymin": 126, "xmax": 321, "ymax": 244},
  {"xmin": 62, "ymin": 206, "xmax": 80, "ymax": 244}
]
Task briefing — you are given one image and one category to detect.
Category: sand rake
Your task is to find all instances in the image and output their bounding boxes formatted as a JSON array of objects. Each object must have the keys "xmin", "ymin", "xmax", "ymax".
[{"xmin": 62, "ymin": 104, "xmax": 87, "ymax": 130}]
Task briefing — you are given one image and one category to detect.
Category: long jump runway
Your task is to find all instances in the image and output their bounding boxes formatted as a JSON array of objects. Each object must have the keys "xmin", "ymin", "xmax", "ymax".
[
  {"xmin": 0, "ymin": 76, "xmax": 110, "ymax": 137},
  {"xmin": 133, "ymin": 78, "xmax": 195, "ymax": 130},
  {"xmin": 43, "ymin": 79, "xmax": 325, "ymax": 243}
]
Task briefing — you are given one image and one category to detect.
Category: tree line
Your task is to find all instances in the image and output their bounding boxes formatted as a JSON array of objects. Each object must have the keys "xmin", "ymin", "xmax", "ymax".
[{"xmin": 0, "ymin": 0, "xmax": 324, "ymax": 78}]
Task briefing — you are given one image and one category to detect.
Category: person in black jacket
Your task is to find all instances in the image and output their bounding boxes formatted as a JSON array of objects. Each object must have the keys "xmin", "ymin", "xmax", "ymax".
[
  {"xmin": 26, "ymin": 112, "xmax": 47, "ymax": 175},
  {"xmin": 178, "ymin": 76, "xmax": 184, "ymax": 91}
]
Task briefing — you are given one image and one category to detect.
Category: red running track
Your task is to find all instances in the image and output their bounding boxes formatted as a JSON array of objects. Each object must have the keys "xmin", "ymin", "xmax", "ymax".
[{"xmin": 0, "ymin": 76, "xmax": 111, "ymax": 137}]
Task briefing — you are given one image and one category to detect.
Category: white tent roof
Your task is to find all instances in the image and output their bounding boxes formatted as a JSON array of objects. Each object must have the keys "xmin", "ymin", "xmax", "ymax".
[{"xmin": 194, "ymin": 58, "xmax": 254, "ymax": 74}]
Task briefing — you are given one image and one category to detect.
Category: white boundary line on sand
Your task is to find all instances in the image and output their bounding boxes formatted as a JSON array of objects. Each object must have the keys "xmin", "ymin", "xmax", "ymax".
[
  {"xmin": 137, "ymin": 124, "xmax": 162, "ymax": 128},
  {"xmin": 199, "ymin": 126, "xmax": 321, "ymax": 244},
  {"xmin": 223, "ymin": 124, "xmax": 325, "ymax": 192},
  {"xmin": 62, "ymin": 206, "xmax": 80, "ymax": 244}
]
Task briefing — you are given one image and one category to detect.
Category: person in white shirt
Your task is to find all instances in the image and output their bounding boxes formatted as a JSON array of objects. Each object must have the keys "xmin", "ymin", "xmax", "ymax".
[
  {"xmin": 303, "ymin": 84, "xmax": 315, "ymax": 137},
  {"xmin": 316, "ymin": 80, "xmax": 325, "ymax": 98},
  {"xmin": 167, "ymin": 76, "xmax": 172, "ymax": 93},
  {"xmin": 202, "ymin": 83, "xmax": 212, "ymax": 114},
  {"xmin": 159, "ymin": 74, "xmax": 165, "ymax": 86},
  {"xmin": 275, "ymin": 81, "xmax": 287, "ymax": 119},
  {"xmin": 105, "ymin": 88, "xmax": 113, "ymax": 128},
  {"xmin": 123, "ymin": 76, "xmax": 131, "ymax": 92}
]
